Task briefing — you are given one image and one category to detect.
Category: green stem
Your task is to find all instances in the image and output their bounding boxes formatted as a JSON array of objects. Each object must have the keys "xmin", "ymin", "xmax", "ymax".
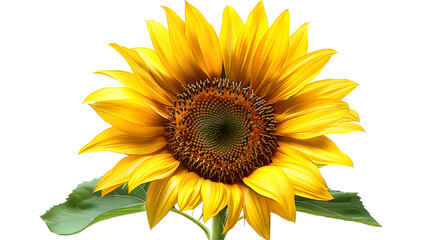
[
  {"xmin": 211, "ymin": 208, "xmax": 227, "ymax": 240},
  {"xmin": 171, "ymin": 208, "xmax": 211, "ymax": 240}
]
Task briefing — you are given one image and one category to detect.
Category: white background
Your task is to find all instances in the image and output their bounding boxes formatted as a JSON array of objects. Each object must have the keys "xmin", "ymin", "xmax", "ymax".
[{"xmin": 1, "ymin": 0, "xmax": 428, "ymax": 239}]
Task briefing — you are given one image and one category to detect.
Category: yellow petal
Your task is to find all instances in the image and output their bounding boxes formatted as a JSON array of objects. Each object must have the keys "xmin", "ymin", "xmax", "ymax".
[
  {"xmin": 285, "ymin": 22, "xmax": 309, "ymax": 64},
  {"xmin": 177, "ymin": 172, "xmax": 204, "ymax": 212},
  {"xmin": 277, "ymin": 99, "xmax": 350, "ymax": 136},
  {"xmin": 79, "ymin": 127, "xmax": 167, "ymax": 155},
  {"xmin": 162, "ymin": 7, "xmax": 207, "ymax": 83},
  {"xmin": 304, "ymin": 122, "xmax": 365, "ymax": 138},
  {"xmin": 297, "ymin": 79, "xmax": 359, "ymax": 100},
  {"xmin": 201, "ymin": 179, "xmax": 229, "ymax": 222},
  {"xmin": 94, "ymin": 155, "xmax": 149, "ymax": 193},
  {"xmin": 267, "ymin": 198, "xmax": 296, "ymax": 222},
  {"xmin": 94, "ymin": 70, "xmax": 144, "ymax": 94},
  {"xmin": 242, "ymin": 166, "xmax": 295, "ymax": 221},
  {"xmin": 279, "ymin": 136, "xmax": 353, "ymax": 167},
  {"xmin": 219, "ymin": 6, "xmax": 244, "ymax": 79},
  {"xmin": 265, "ymin": 49, "xmax": 338, "ymax": 104},
  {"xmin": 277, "ymin": 98, "xmax": 348, "ymax": 123},
  {"xmin": 252, "ymin": 9, "xmax": 290, "ymax": 91},
  {"xmin": 109, "ymin": 43, "xmax": 174, "ymax": 105},
  {"xmin": 146, "ymin": 20, "xmax": 187, "ymax": 84},
  {"xmin": 273, "ymin": 79, "xmax": 358, "ymax": 114},
  {"xmin": 231, "ymin": 1, "xmax": 268, "ymax": 86},
  {"xmin": 272, "ymin": 149, "xmax": 333, "ymax": 201},
  {"xmin": 83, "ymin": 87, "xmax": 169, "ymax": 119},
  {"xmin": 128, "ymin": 154, "xmax": 180, "ymax": 192},
  {"xmin": 132, "ymin": 47, "xmax": 183, "ymax": 96},
  {"xmin": 242, "ymin": 185, "xmax": 270, "ymax": 240},
  {"xmin": 281, "ymin": 49, "xmax": 338, "ymax": 81},
  {"xmin": 223, "ymin": 184, "xmax": 244, "ymax": 233},
  {"xmin": 100, "ymin": 183, "xmax": 124, "ymax": 197},
  {"xmin": 89, "ymin": 99, "xmax": 166, "ymax": 137},
  {"xmin": 338, "ymin": 108, "xmax": 360, "ymax": 122},
  {"xmin": 185, "ymin": 2, "xmax": 222, "ymax": 79},
  {"xmin": 84, "ymin": 87, "xmax": 145, "ymax": 104},
  {"xmin": 146, "ymin": 167, "xmax": 188, "ymax": 228}
]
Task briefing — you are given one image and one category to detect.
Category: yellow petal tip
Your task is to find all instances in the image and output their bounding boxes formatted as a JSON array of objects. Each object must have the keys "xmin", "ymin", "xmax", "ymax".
[
  {"xmin": 147, "ymin": 214, "xmax": 163, "ymax": 230},
  {"xmin": 127, "ymin": 183, "xmax": 136, "ymax": 194},
  {"xmin": 82, "ymin": 96, "xmax": 92, "ymax": 104},
  {"xmin": 324, "ymin": 48, "xmax": 339, "ymax": 55},
  {"xmin": 93, "ymin": 184, "xmax": 103, "ymax": 194},
  {"xmin": 148, "ymin": 221, "xmax": 156, "ymax": 230}
]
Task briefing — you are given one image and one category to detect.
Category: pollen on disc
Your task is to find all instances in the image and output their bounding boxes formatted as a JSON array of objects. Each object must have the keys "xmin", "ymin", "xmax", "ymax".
[{"xmin": 166, "ymin": 78, "xmax": 278, "ymax": 184}]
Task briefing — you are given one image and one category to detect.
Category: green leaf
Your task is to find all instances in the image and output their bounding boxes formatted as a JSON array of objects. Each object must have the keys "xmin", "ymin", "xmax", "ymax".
[
  {"xmin": 41, "ymin": 178, "xmax": 149, "ymax": 235},
  {"xmin": 295, "ymin": 190, "xmax": 381, "ymax": 227},
  {"xmin": 42, "ymin": 179, "xmax": 380, "ymax": 236}
]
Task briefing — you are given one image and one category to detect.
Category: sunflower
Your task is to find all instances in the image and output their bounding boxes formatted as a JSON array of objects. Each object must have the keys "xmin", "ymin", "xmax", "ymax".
[{"xmin": 79, "ymin": 1, "xmax": 363, "ymax": 239}]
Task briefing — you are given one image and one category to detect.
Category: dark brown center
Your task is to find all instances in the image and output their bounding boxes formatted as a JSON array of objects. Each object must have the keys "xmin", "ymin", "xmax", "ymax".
[{"xmin": 165, "ymin": 78, "xmax": 278, "ymax": 184}]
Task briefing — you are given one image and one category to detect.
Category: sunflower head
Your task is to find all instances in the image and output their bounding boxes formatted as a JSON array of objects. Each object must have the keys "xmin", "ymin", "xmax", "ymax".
[
  {"xmin": 80, "ymin": 1, "xmax": 362, "ymax": 239},
  {"xmin": 166, "ymin": 78, "xmax": 278, "ymax": 184}
]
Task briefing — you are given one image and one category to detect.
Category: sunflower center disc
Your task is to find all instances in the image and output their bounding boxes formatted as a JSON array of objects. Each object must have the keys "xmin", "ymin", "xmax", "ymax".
[{"xmin": 166, "ymin": 78, "xmax": 278, "ymax": 184}]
